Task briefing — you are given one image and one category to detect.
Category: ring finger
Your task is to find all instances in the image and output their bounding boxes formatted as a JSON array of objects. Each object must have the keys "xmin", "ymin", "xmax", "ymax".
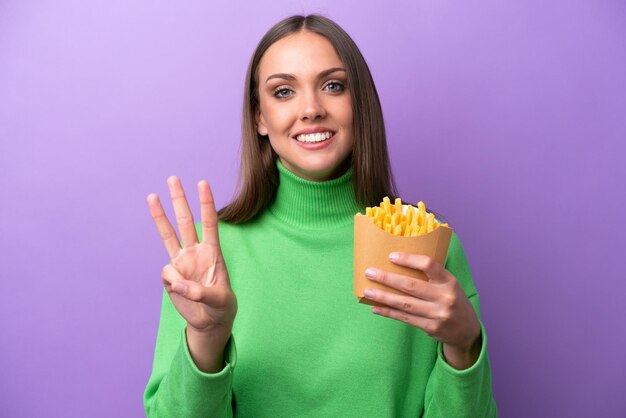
[{"xmin": 364, "ymin": 288, "xmax": 437, "ymax": 318}]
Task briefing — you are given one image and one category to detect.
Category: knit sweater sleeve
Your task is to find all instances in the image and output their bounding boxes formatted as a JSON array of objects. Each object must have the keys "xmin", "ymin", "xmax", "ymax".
[
  {"xmin": 422, "ymin": 232, "xmax": 498, "ymax": 417},
  {"xmin": 143, "ymin": 289, "xmax": 237, "ymax": 417}
]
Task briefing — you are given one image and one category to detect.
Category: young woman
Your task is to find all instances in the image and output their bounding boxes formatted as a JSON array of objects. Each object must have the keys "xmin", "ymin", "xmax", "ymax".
[{"xmin": 144, "ymin": 15, "xmax": 497, "ymax": 417}]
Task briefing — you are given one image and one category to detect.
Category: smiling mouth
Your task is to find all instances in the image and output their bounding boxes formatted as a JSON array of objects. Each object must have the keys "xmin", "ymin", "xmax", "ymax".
[{"xmin": 294, "ymin": 131, "xmax": 335, "ymax": 143}]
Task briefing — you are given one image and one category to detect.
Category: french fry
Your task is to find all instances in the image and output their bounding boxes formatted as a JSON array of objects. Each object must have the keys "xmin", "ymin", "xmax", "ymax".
[
  {"xmin": 411, "ymin": 216, "xmax": 418, "ymax": 232},
  {"xmin": 382, "ymin": 196, "xmax": 391, "ymax": 214},
  {"xmin": 417, "ymin": 201, "xmax": 425, "ymax": 227},
  {"xmin": 406, "ymin": 204, "xmax": 414, "ymax": 225},
  {"xmin": 394, "ymin": 213, "xmax": 401, "ymax": 228},
  {"xmin": 394, "ymin": 198, "xmax": 402, "ymax": 215},
  {"xmin": 365, "ymin": 197, "xmax": 448, "ymax": 237}
]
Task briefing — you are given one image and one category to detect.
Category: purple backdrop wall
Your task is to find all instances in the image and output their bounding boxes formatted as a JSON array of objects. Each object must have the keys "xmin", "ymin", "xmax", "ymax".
[{"xmin": 1, "ymin": 0, "xmax": 624, "ymax": 417}]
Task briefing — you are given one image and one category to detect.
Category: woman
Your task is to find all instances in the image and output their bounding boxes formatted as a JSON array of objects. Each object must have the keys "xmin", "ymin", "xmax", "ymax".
[{"xmin": 144, "ymin": 15, "xmax": 497, "ymax": 417}]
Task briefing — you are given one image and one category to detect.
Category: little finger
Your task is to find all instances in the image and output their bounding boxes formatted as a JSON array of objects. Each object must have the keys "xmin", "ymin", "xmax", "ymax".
[
  {"xmin": 171, "ymin": 278, "xmax": 232, "ymax": 309},
  {"xmin": 161, "ymin": 264, "xmax": 184, "ymax": 288},
  {"xmin": 371, "ymin": 305, "xmax": 435, "ymax": 335}
]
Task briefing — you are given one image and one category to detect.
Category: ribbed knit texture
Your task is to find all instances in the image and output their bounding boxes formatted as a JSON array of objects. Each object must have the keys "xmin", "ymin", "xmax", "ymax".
[
  {"xmin": 144, "ymin": 159, "xmax": 497, "ymax": 417},
  {"xmin": 269, "ymin": 160, "xmax": 364, "ymax": 229}
]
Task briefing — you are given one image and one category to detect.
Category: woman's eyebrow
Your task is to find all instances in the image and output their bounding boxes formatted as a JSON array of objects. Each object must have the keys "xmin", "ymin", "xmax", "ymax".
[
  {"xmin": 265, "ymin": 73, "xmax": 296, "ymax": 83},
  {"xmin": 265, "ymin": 67, "xmax": 346, "ymax": 84},
  {"xmin": 318, "ymin": 67, "xmax": 346, "ymax": 79}
]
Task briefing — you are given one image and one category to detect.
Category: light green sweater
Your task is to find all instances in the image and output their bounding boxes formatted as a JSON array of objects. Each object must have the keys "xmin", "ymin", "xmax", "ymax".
[{"xmin": 144, "ymin": 160, "xmax": 497, "ymax": 417}]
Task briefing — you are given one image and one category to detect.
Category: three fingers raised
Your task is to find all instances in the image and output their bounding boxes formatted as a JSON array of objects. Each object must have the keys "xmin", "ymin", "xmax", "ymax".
[{"xmin": 147, "ymin": 177, "xmax": 222, "ymax": 259}]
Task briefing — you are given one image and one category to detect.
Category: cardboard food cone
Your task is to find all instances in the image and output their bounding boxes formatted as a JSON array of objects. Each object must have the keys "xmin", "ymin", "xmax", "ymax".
[{"xmin": 354, "ymin": 213, "xmax": 453, "ymax": 307}]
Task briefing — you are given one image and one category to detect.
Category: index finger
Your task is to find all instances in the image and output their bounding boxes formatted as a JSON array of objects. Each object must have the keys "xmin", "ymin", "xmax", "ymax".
[
  {"xmin": 147, "ymin": 193, "xmax": 181, "ymax": 259},
  {"xmin": 198, "ymin": 180, "xmax": 221, "ymax": 247},
  {"xmin": 389, "ymin": 253, "xmax": 452, "ymax": 284},
  {"xmin": 365, "ymin": 268, "xmax": 438, "ymax": 301}
]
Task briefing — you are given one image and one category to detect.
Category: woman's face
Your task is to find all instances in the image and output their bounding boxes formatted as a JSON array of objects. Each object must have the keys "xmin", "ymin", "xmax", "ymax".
[{"xmin": 256, "ymin": 31, "xmax": 354, "ymax": 182}]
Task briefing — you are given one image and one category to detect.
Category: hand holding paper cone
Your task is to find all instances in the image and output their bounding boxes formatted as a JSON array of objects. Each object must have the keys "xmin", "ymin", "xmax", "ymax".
[
  {"xmin": 364, "ymin": 252, "xmax": 481, "ymax": 369},
  {"xmin": 354, "ymin": 198, "xmax": 481, "ymax": 369}
]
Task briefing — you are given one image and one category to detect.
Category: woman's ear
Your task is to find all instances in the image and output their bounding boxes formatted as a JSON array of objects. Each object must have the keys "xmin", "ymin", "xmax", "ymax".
[{"xmin": 255, "ymin": 108, "xmax": 269, "ymax": 136}]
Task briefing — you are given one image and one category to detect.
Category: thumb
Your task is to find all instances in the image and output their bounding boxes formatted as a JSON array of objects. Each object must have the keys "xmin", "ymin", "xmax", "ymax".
[
  {"xmin": 171, "ymin": 279, "xmax": 204, "ymax": 301},
  {"xmin": 172, "ymin": 278, "xmax": 231, "ymax": 307}
]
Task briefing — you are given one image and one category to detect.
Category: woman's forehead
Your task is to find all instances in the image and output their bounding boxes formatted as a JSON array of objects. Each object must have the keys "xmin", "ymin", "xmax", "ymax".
[{"xmin": 258, "ymin": 31, "xmax": 344, "ymax": 79}]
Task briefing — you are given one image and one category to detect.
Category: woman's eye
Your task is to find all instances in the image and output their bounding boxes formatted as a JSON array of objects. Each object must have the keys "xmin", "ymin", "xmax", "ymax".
[
  {"xmin": 324, "ymin": 81, "xmax": 345, "ymax": 93},
  {"xmin": 273, "ymin": 88, "xmax": 294, "ymax": 98}
]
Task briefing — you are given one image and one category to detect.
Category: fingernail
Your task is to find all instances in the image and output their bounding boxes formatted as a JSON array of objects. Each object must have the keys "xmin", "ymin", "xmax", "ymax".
[
  {"xmin": 364, "ymin": 288, "xmax": 374, "ymax": 298},
  {"xmin": 365, "ymin": 268, "xmax": 376, "ymax": 278},
  {"xmin": 173, "ymin": 281, "xmax": 187, "ymax": 295},
  {"xmin": 389, "ymin": 252, "xmax": 399, "ymax": 261},
  {"xmin": 372, "ymin": 307, "xmax": 381, "ymax": 314}
]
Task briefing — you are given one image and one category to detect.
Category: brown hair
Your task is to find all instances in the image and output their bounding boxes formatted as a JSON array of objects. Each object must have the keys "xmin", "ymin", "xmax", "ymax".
[{"xmin": 218, "ymin": 14, "xmax": 398, "ymax": 223}]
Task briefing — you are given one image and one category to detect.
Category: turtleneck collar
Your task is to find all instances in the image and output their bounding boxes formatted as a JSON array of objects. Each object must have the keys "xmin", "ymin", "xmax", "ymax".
[{"xmin": 268, "ymin": 159, "xmax": 365, "ymax": 230}]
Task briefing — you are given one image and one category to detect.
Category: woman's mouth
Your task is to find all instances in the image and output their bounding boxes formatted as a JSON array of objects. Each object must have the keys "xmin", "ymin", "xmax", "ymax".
[{"xmin": 294, "ymin": 131, "xmax": 334, "ymax": 143}]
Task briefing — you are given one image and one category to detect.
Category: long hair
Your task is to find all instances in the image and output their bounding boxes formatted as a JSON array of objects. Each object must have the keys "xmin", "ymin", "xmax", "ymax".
[{"xmin": 218, "ymin": 14, "xmax": 398, "ymax": 223}]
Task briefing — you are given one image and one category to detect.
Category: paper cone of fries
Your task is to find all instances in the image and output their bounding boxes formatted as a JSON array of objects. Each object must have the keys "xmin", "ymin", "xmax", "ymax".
[{"xmin": 354, "ymin": 213, "xmax": 453, "ymax": 307}]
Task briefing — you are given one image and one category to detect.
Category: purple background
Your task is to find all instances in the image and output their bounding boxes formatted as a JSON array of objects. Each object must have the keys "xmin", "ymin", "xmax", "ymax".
[{"xmin": 1, "ymin": 0, "xmax": 624, "ymax": 417}]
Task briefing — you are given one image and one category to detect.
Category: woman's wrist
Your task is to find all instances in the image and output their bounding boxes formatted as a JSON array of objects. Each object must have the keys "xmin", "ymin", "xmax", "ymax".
[
  {"xmin": 442, "ymin": 332, "xmax": 482, "ymax": 370},
  {"xmin": 185, "ymin": 324, "xmax": 232, "ymax": 374}
]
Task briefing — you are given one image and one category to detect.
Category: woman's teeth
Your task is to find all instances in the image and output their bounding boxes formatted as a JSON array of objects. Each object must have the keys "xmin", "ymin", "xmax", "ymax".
[{"xmin": 295, "ymin": 131, "xmax": 333, "ymax": 143}]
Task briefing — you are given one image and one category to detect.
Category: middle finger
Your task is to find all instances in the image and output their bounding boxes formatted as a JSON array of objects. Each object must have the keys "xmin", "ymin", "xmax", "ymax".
[
  {"xmin": 167, "ymin": 176, "xmax": 199, "ymax": 248},
  {"xmin": 365, "ymin": 267, "xmax": 438, "ymax": 301}
]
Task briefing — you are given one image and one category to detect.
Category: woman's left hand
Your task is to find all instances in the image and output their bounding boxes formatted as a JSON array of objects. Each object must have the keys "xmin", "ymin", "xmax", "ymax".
[{"xmin": 364, "ymin": 252, "xmax": 482, "ymax": 370}]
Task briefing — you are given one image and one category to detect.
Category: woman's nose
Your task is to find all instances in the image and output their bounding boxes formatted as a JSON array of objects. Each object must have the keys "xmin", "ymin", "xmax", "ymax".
[{"xmin": 299, "ymin": 91, "xmax": 326, "ymax": 121}]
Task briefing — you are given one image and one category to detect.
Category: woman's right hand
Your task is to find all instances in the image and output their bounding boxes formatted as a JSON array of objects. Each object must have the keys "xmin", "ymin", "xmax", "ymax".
[{"xmin": 147, "ymin": 177, "xmax": 237, "ymax": 337}]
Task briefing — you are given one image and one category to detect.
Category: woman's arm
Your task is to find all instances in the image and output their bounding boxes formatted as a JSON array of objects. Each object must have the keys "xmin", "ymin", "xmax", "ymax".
[
  {"xmin": 143, "ymin": 290, "xmax": 237, "ymax": 418},
  {"xmin": 363, "ymin": 232, "xmax": 498, "ymax": 417},
  {"xmin": 144, "ymin": 178, "xmax": 238, "ymax": 417}
]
